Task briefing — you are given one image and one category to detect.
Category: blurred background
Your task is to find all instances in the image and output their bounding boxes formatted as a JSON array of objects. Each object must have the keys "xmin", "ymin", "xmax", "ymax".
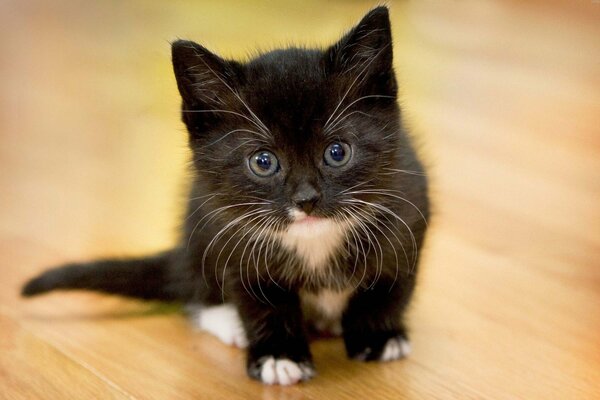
[{"xmin": 1, "ymin": 0, "xmax": 599, "ymax": 398}]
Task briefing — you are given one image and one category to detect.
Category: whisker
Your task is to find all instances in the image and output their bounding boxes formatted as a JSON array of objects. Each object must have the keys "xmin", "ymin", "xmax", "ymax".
[
  {"xmin": 202, "ymin": 128, "xmax": 267, "ymax": 148},
  {"xmin": 344, "ymin": 189, "xmax": 428, "ymax": 227},
  {"xmin": 340, "ymin": 206, "xmax": 373, "ymax": 291},
  {"xmin": 334, "ymin": 209, "xmax": 361, "ymax": 285},
  {"xmin": 245, "ymin": 215, "xmax": 278, "ymax": 306},
  {"xmin": 324, "ymin": 94, "xmax": 393, "ymax": 136},
  {"xmin": 322, "ymin": 44, "xmax": 391, "ymax": 132},
  {"xmin": 200, "ymin": 208, "xmax": 269, "ymax": 288},
  {"xmin": 339, "ymin": 179, "xmax": 375, "ymax": 195},
  {"xmin": 182, "ymin": 109, "xmax": 270, "ymax": 138},
  {"xmin": 187, "ymin": 201, "xmax": 272, "ymax": 250},
  {"xmin": 185, "ymin": 193, "xmax": 221, "ymax": 222},
  {"xmin": 214, "ymin": 211, "xmax": 273, "ymax": 297},
  {"xmin": 263, "ymin": 219, "xmax": 284, "ymax": 290},
  {"xmin": 186, "ymin": 45, "xmax": 271, "ymax": 137},
  {"xmin": 344, "ymin": 198, "xmax": 418, "ymax": 273},
  {"xmin": 346, "ymin": 204, "xmax": 385, "ymax": 289},
  {"xmin": 345, "ymin": 203, "xmax": 409, "ymax": 289},
  {"xmin": 381, "ymin": 168, "xmax": 427, "ymax": 177},
  {"xmin": 323, "ymin": 110, "xmax": 376, "ymax": 136}
]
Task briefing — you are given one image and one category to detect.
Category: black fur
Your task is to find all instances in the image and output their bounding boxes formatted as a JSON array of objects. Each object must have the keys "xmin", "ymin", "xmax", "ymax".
[
  {"xmin": 22, "ymin": 252, "xmax": 176, "ymax": 300},
  {"xmin": 22, "ymin": 7, "xmax": 429, "ymax": 384}
]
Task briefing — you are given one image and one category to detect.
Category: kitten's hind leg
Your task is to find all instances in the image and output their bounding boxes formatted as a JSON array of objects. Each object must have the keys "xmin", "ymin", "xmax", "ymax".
[
  {"xmin": 187, "ymin": 303, "xmax": 248, "ymax": 348},
  {"xmin": 342, "ymin": 277, "xmax": 414, "ymax": 362}
]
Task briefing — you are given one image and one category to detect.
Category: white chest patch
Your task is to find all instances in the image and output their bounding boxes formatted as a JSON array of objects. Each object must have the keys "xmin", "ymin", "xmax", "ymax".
[
  {"xmin": 301, "ymin": 288, "xmax": 353, "ymax": 335},
  {"xmin": 278, "ymin": 213, "xmax": 347, "ymax": 271}
]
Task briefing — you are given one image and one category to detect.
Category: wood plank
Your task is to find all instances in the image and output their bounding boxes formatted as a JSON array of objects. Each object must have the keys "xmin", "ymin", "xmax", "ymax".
[{"xmin": 0, "ymin": 311, "xmax": 130, "ymax": 400}]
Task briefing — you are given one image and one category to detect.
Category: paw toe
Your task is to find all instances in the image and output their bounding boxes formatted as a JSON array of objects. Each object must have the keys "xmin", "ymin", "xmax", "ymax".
[
  {"xmin": 380, "ymin": 337, "xmax": 411, "ymax": 362},
  {"xmin": 254, "ymin": 357, "xmax": 315, "ymax": 386}
]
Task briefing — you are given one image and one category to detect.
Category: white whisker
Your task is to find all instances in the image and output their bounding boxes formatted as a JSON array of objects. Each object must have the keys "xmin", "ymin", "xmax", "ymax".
[
  {"xmin": 200, "ymin": 208, "xmax": 270, "ymax": 287},
  {"xmin": 187, "ymin": 201, "xmax": 272, "ymax": 250},
  {"xmin": 344, "ymin": 189, "xmax": 428, "ymax": 227},
  {"xmin": 324, "ymin": 95, "xmax": 393, "ymax": 136},
  {"xmin": 344, "ymin": 198, "xmax": 418, "ymax": 273},
  {"xmin": 216, "ymin": 211, "xmax": 275, "ymax": 301},
  {"xmin": 322, "ymin": 44, "xmax": 391, "ymax": 132}
]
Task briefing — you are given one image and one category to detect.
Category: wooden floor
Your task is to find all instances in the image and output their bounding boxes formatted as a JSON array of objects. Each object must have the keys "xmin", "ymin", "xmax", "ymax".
[{"xmin": 1, "ymin": 0, "xmax": 599, "ymax": 398}]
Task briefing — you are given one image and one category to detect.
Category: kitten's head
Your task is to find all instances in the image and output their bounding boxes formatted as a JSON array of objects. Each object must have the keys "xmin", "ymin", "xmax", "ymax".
[{"xmin": 172, "ymin": 7, "xmax": 407, "ymax": 235}]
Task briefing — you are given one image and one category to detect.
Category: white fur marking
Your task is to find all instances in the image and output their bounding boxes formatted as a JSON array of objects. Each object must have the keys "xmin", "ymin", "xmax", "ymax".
[
  {"xmin": 380, "ymin": 337, "xmax": 411, "ymax": 361},
  {"xmin": 279, "ymin": 209, "xmax": 347, "ymax": 270},
  {"xmin": 259, "ymin": 357, "xmax": 315, "ymax": 386},
  {"xmin": 190, "ymin": 303, "xmax": 248, "ymax": 348},
  {"xmin": 305, "ymin": 288, "xmax": 352, "ymax": 318},
  {"xmin": 301, "ymin": 288, "xmax": 352, "ymax": 335}
]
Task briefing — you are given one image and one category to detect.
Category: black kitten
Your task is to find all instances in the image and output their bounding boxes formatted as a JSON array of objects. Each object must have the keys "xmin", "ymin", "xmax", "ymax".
[{"xmin": 22, "ymin": 7, "xmax": 429, "ymax": 386}]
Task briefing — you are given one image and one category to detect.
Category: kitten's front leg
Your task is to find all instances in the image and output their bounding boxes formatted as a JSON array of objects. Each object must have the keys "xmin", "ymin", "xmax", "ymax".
[
  {"xmin": 342, "ymin": 278, "xmax": 414, "ymax": 362},
  {"xmin": 235, "ymin": 287, "xmax": 315, "ymax": 385}
]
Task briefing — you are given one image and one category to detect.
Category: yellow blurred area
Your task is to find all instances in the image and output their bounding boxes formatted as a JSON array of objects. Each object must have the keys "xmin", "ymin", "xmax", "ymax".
[
  {"xmin": 1, "ymin": 0, "xmax": 598, "ymax": 257},
  {"xmin": 1, "ymin": 0, "xmax": 416, "ymax": 255},
  {"xmin": 1, "ymin": 1, "xmax": 599, "ymax": 398}
]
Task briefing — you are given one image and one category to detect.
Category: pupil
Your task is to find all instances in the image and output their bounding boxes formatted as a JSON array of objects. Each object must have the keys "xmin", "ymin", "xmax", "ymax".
[
  {"xmin": 256, "ymin": 153, "xmax": 271, "ymax": 170},
  {"xmin": 330, "ymin": 144, "xmax": 345, "ymax": 162}
]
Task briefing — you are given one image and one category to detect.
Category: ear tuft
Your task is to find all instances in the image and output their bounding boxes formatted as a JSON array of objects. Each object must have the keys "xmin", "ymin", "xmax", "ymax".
[
  {"xmin": 171, "ymin": 40, "xmax": 241, "ymax": 110},
  {"xmin": 326, "ymin": 7, "xmax": 396, "ymax": 96}
]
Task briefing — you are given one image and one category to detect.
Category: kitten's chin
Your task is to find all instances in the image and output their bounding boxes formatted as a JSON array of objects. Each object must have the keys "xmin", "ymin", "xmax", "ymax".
[{"xmin": 280, "ymin": 209, "xmax": 347, "ymax": 271}]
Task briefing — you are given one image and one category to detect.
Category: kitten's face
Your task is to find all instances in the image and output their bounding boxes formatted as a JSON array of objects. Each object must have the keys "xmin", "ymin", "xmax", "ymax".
[{"xmin": 173, "ymin": 10, "xmax": 399, "ymax": 233}]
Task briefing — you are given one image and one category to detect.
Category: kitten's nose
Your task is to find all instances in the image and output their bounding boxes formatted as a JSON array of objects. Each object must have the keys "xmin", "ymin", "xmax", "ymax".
[{"xmin": 292, "ymin": 183, "xmax": 321, "ymax": 214}]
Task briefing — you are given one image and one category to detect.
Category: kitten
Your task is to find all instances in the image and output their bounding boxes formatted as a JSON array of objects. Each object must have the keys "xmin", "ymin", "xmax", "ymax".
[{"xmin": 22, "ymin": 6, "xmax": 429, "ymax": 386}]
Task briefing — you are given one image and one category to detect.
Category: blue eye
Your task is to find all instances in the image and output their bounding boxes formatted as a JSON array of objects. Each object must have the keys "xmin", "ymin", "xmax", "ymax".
[
  {"xmin": 249, "ymin": 150, "xmax": 279, "ymax": 177},
  {"xmin": 324, "ymin": 142, "xmax": 352, "ymax": 167}
]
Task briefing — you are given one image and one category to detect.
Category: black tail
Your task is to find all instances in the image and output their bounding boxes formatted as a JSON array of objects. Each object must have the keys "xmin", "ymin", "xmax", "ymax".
[{"xmin": 21, "ymin": 251, "xmax": 178, "ymax": 301}]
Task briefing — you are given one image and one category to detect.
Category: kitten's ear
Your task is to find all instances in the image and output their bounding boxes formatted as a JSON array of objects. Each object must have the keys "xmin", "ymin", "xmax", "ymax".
[
  {"xmin": 325, "ymin": 7, "xmax": 396, "ymax": 97},
  {"xmin": 171, "ymin": 40, "xmax": 242, "ymax": 112}
]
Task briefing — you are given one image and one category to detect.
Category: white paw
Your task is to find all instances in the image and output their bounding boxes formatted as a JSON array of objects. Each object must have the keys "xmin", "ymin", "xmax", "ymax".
[
  {"xmin": 380, "ymin": 337, "xmax": 411, "ymax": 361},
  {"xmin": 188, "ymin": 303, "xmax": 248, "ymax": 348},
  {"xmin": 258, "ymin": 357, "xmax": 316, "ymax": 386}
]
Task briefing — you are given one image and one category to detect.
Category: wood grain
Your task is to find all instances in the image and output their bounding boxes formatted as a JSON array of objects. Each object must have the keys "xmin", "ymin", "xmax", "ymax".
[{"xmin": 1, "ymin": 0, "xmax": 599, "ymax": 399}]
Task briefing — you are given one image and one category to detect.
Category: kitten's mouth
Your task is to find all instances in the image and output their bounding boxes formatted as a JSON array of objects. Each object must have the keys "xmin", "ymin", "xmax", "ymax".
[
  {"xmin": 289, "ymin": 208, "xmax": 326, "ymax": 225},
  {"xmin": 294, "ymin": 215, "xmax": 323, "ymax": 224}
]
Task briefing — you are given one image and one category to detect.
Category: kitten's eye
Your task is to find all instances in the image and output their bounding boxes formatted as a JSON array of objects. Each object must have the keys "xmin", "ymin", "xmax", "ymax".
[
  {"xmin": 324, "ymin": 142, "xmax": 352, "ymax": 167},
  {"xmin": 249, "ymin": 150, "xmax": 279, "ymax": 177}
]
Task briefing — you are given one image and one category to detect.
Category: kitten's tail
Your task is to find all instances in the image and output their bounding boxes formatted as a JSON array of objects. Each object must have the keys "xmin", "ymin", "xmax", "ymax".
[{"xmin": 21, "ymin": 251, "xmax": 178, "ymax": 301}]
